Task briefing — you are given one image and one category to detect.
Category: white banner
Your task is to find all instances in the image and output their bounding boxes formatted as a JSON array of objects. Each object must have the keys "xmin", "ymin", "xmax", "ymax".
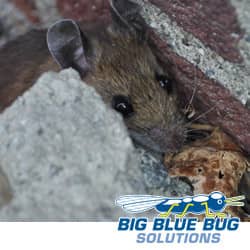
[{"xmin": 0, "ymin": 222, "xmax": 248, "ymax": 250}]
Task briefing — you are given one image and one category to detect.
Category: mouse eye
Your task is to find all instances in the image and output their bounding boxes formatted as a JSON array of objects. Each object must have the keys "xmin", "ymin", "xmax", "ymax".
[
  {"xmin": 155, "ymin": 73, "xmax": 173, "ymax": 94},
  {"xmin": 112, "ymin": 95, "xmax": 134, "ymax": 118}
]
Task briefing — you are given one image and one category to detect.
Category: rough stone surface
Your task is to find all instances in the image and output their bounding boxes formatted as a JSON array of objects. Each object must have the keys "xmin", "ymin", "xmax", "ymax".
[
  {"xmin": 136, "ymin": 147, "xmax": 192, "ymax": 197},
  {"xmin": 12, "ymin": 0, "xmax": 40, "ymax": 23},
  {"xmin": 0, "ymin": 69, "xmax": 146, "ymax": 221},
  {"xmin": 0, "ymin": 0, "xmax": 32, "ymax": 47},
  {"xmin": 231, "ymin": 0, "xmax": 250, "ymax": 80},
  {"xmin": 34, "ymin": 0, "xmax": 61, "ymax": 26},
  {"xmin": 11, "ymin": 0, "xmax": 61, "ymax": 26},
  {"xmin": 149, "ymin": 0, "xmax": 244, "ymax": 63},
  {"xmin": 0, "ymin": 0, "xmax": 61, "ymax": 47}
]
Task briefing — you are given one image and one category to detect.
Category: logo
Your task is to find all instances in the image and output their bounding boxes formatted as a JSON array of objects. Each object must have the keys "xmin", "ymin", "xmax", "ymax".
[
  {"xmin": 116, "ymin": 191, "xmax": 245, "ymax": 218},
  {"xmin": 116, "ymin": 192, "xmax": 245, "ymax": 244}
]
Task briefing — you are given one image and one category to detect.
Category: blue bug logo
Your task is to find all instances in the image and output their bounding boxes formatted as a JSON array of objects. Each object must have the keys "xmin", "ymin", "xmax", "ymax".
[{"xmin": 116, "ymin": 192, "xmax": 245, "ymax": 218}]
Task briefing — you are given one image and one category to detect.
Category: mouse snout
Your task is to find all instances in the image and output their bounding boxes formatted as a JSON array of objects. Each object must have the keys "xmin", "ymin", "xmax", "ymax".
[
  {"xmin": 148, "ymin": 126, "xmax": 185, "ymax": 154},
  {"xmin": 129, "ymin": 125, "xmax": 186, "ymax": 155}
]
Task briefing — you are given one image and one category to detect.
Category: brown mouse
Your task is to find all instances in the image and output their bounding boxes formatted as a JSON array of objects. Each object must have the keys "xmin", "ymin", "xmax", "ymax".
[{"xmin": 0, "ymin": 0, "xmax": 186, "ymax": 155}]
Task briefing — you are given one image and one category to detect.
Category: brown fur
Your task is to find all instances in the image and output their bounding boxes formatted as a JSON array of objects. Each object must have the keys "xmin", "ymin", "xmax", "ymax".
[{"xmin": 0, "ymin": 24, "xmax": 185, "ymax": 153}]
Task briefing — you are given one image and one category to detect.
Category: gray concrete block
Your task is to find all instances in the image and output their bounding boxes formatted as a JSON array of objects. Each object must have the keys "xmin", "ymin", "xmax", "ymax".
[{"xmin": 0, "ymin": 69, "xmax": 146, "ymax": 221}]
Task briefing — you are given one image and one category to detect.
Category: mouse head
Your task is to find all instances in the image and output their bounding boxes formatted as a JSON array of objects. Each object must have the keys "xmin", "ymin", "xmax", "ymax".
[{"xmin": 47, "ymin": 0, "xmax": 186, "ymax": 155}]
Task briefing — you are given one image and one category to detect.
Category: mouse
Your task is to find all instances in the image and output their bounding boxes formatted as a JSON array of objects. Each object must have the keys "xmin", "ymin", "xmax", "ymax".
[
  {"xmin": 0, "ymin": 0, "xmax": 186, "ymax": 155},
  {"xmin": 0, "ymin": 0, "xmax": 249, "ymax": 216}
]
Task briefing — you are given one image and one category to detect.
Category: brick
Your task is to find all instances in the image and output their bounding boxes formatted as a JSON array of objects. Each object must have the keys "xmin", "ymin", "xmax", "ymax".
[
  {"xmin": 149, "ymin": 0, "xmax": 244, "ymax": 63},
  {"xmin": 56, "ymin": 0, "xmax": 111, "ymax": 24}
]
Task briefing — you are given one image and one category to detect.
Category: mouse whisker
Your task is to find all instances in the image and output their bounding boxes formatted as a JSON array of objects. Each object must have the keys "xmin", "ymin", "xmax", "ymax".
[
  {"xmin": 185, "ymin": 106, "xmax": 216, "ymax": 127},
  {"xmin": 182, "ymin": 66, "xmax": 201, "ymax": 121},
  {"xmin": 184, "ymin": 85, "xmax": 197, "ymax": 114}
]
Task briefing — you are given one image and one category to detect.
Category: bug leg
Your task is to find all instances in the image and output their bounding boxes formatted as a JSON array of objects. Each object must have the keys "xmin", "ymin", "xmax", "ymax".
[
  {"xmin": 159, "ymin": 204, "xmax": 179, "ymax": 218},
  {"xmin": 176, "ymin": 203, "xmax": 194, "ymax": 218},
  {"xmin": 216, "ymin": 212, "xmax": 227, "ymax": 218},
  {"xmin": 201, "ymin": 202, "xmax": 216, "ymax": 218}
]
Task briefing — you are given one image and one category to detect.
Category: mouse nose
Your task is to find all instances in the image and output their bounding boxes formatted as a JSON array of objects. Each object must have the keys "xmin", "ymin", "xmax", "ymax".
[{"xmin": 149, "ymin": 126, "xmax": 184, "ymax": 154}]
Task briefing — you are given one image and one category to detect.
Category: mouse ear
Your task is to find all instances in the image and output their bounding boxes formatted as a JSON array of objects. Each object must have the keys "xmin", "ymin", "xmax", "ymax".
[
  {"xmin": 47, "ymin": 19, "xmax": 90, "ymax": 76},
  {"xmin": 109, "ymin": 0, "xmax": 147, "ymax": 41}
]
